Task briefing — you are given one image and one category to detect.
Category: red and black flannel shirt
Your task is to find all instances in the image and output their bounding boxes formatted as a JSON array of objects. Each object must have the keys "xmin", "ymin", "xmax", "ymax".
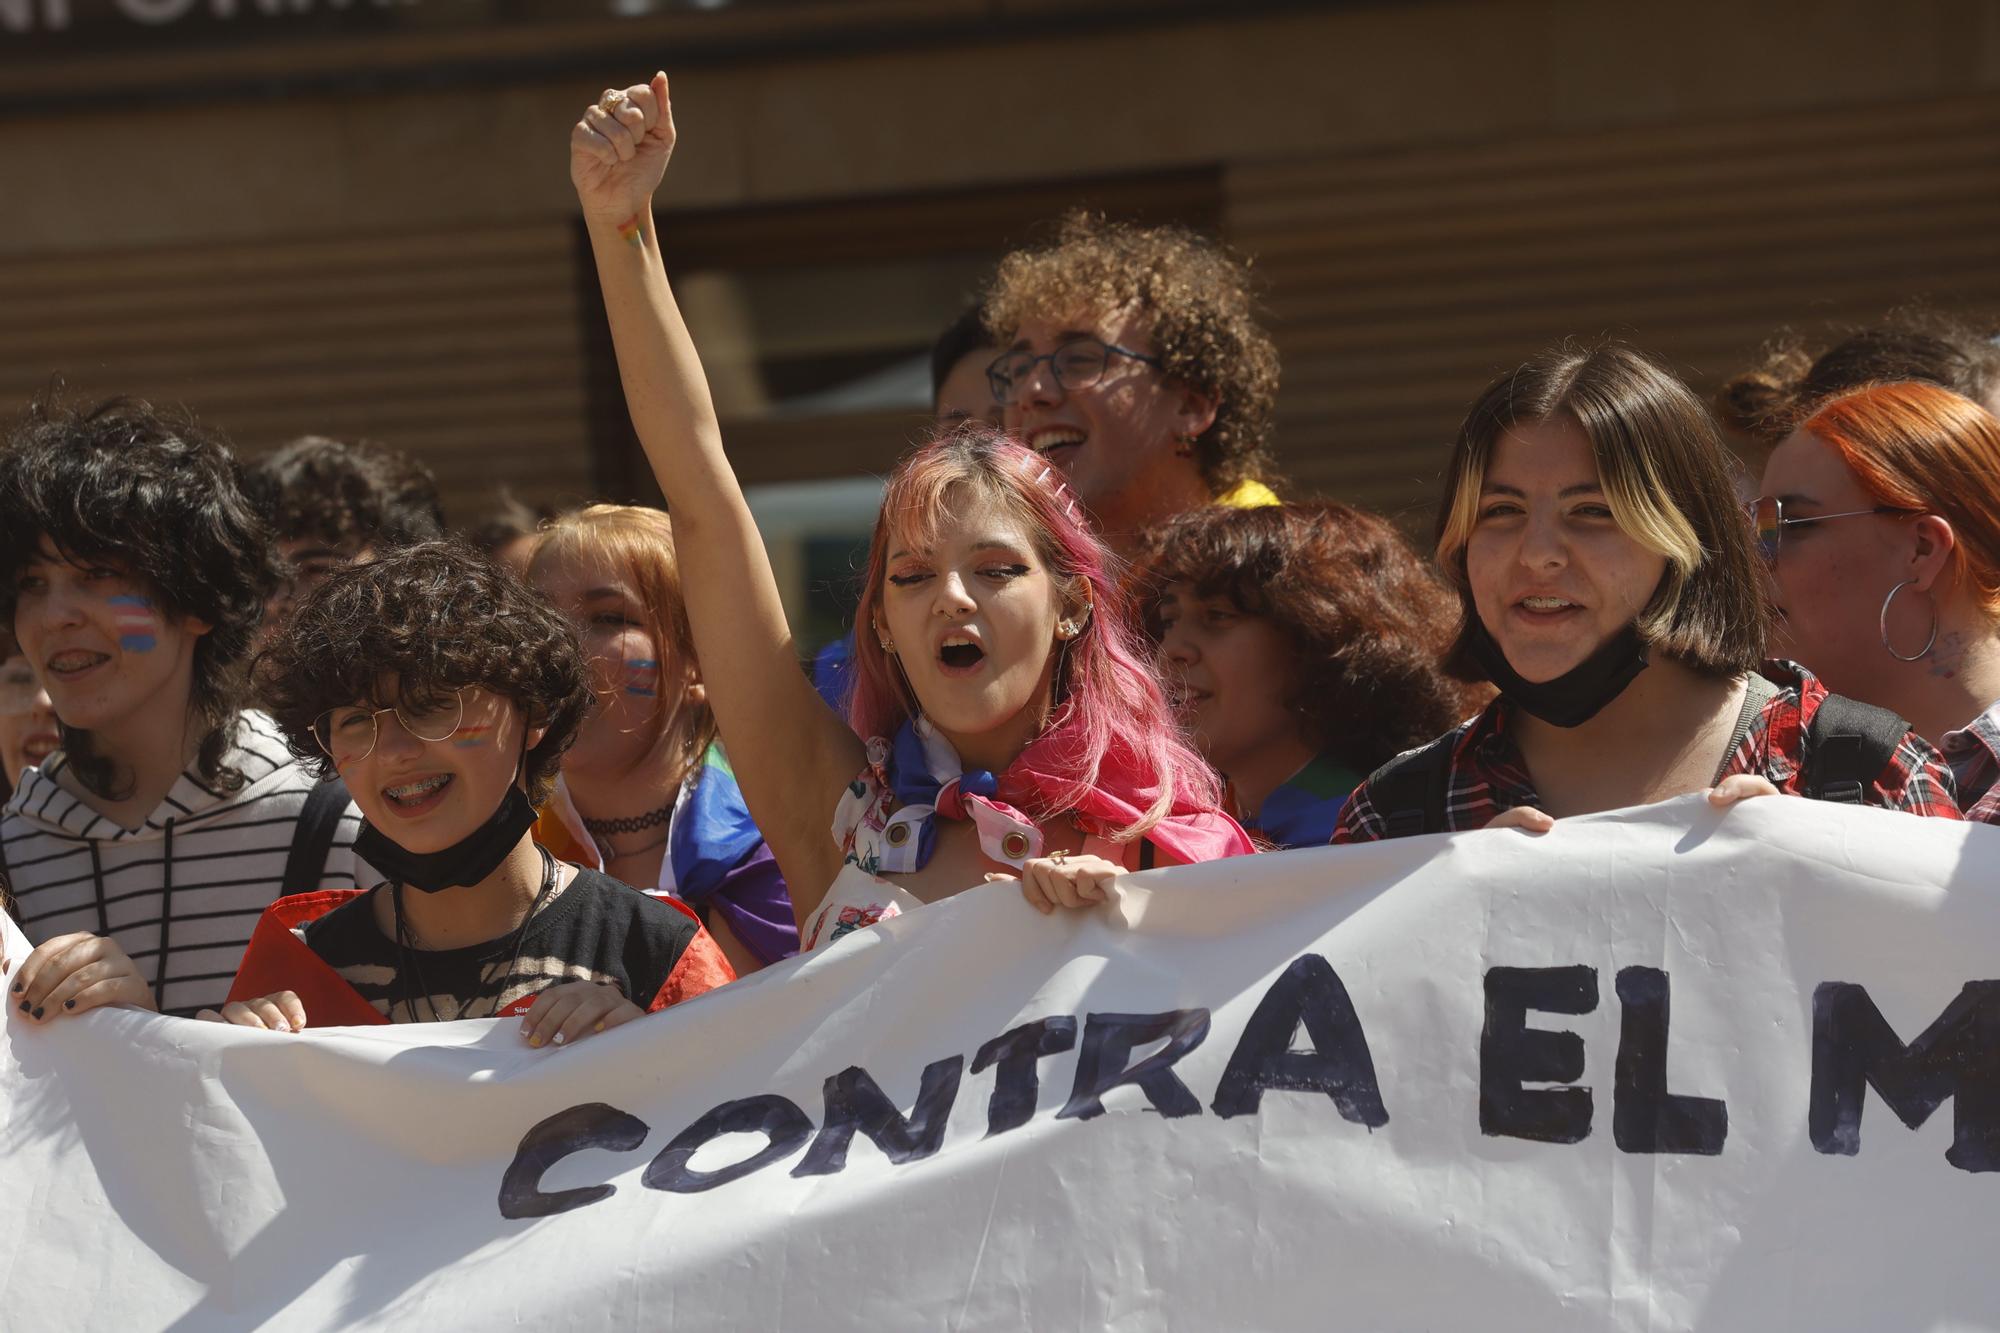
[
  {"xmin": 1940, "ymin": 701, "xmax": 2000, "ymax": 825},
  {"xmin": 1333, "ymin": 660, "xmax": 1962, "ymax": 843}
]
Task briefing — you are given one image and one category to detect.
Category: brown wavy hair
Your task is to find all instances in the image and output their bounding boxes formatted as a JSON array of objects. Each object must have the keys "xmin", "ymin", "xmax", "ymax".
[
  {"xmin": 983, "ymin": 210, "xmax": 1280, "ymax": 493},
  {"xmin": 1717, "ymin": 308, "xmax": 2000, "ymax": 447},
  {"xmin": 256, "ymin": 540, "xmax": 592, "ymax": 803},
  {"xmin": 1133, "ymin": 502, "xmax": 1487, "ymax": 774}
]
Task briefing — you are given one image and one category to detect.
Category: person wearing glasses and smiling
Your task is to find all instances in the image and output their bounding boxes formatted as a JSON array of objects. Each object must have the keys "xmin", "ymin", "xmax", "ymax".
[
  {"xmin": 1757, "ymin": 381, "xmax": 2000, "ymax": 822},
  {"xmin": 982, "ymin": 212, "xmax": 1281, "ymax": 558},
  {"xmin": 1333, "ymin": 342, "xmax": 1960, "ymax": 843},
  {"xmin": 205, "ymin": 542, "xmax": 733, "ymax": 1041}
]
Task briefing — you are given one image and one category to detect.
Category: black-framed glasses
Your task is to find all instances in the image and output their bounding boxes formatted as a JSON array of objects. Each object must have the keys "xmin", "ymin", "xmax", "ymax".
[
  {"xmin": 312, "ymin": 687, "xmax": 468, "ymax": 766},
  {"xmin": 985, "ymin": 337, "xmax": 1164, "ymax": 402},
  {"xmin": 1747, "ymin": 496, "xmax": 1919, "ymax": 562}
]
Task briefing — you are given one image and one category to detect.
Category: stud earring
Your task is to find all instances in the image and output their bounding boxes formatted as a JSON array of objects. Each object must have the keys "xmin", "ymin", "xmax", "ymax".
[
  {"xmin": 878, "ymin": 634, "xmax": 895, "ymax": 653},
  {"xmin": 1057, "ymin": 620, "xmax": 1078, "ymax": 639}
]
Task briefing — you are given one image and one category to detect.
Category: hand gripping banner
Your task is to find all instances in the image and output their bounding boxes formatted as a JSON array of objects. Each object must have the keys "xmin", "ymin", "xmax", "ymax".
[{"xmin": 2, "ymin": 794, "xmax": 1997, "ymax": 1331}]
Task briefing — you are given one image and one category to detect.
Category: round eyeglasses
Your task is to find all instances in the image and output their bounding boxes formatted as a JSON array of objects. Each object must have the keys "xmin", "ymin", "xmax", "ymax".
[
  {"xmin": 1747, "ymin": 496, "xmax": 1919, "ymax": 562},
  {"xmin": 312, "ymin": 688, "xmax": 468, "ymax": 766},
  {"xmin": 985, "ymin": 336, "xmax": 1163, "ymax": 403}
]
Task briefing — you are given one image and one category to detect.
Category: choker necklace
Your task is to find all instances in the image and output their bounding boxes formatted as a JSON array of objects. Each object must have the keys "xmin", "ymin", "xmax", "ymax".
[{"xmin": 580, "ymin": 802, "xmax": 674, "ymax": 836}]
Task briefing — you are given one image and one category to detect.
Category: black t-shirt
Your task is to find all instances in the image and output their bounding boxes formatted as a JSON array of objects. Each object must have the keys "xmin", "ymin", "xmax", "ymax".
[{"xmin": 301, "ymin": 867, "xmax": 699, "ymax": 1023}]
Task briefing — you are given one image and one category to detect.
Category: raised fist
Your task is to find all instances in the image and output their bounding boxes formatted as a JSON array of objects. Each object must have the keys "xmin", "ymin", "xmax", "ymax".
[{"xmin": 570, "ymin": 71, "xmax": 676, "ymax": 224}]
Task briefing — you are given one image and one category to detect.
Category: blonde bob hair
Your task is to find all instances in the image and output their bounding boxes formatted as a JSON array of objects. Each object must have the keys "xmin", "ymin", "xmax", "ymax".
[
  {"xmin": 1434, "ymin": 341, "xmax": 1766, "ymax": 680},
  {"xmin": 527, "ymin": 504, "xmax": 717, "ymax": 777}
]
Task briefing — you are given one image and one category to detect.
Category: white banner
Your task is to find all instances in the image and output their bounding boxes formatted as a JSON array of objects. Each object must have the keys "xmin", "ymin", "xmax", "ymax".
[{"xmin": 3, "ymin": 794, "xmax": 1997, "ymax": 1331}]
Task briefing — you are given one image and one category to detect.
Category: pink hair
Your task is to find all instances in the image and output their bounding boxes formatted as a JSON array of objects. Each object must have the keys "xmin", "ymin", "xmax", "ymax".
[{"xmin": 848, "ymin": 426, "xmax": 1221, "ymax": 841}]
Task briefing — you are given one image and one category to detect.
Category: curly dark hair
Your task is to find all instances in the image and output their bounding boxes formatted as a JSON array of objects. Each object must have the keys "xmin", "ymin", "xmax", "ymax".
[
  {"xmin": 256, "ymin": 540, "xmax": 591, "ymax": 803},
  {"xmin": 0, "ymin": 394, "xmax": 281, "ymax": 797},
  {"xmin": 1132, "ymin": 502, "xmax": 1487, "ymax": 775},
  {"xmin": 245, "ymin": 435, "xmax": 446, "ymax": 552},
  {"xmin": 465, "ymin": 488, "xmax": 561, "ymax": 559},
  {"xmin": 984, "ymin": 210, "xmax": 1280, "ymax": 492},
  {"xmin": 1716, "ymin": 307, "xmax": 2000, "ymax": 447}
]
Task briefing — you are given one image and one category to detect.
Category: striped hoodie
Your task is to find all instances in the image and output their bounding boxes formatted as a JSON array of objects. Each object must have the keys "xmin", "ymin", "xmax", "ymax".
[{"xmin": 1, "ymin": 710, "xmax": 367, "ymax": 1015}]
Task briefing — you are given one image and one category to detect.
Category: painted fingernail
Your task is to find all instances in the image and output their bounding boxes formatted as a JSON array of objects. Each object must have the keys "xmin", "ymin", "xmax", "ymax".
[
  {"xmin": 31, "ymin": 1007, "xmax": 44, "ymax": 1020},
  {"xmin": 552, "ymin": 1032, "xmax": 566, "ymax": 1046},
  {"xmin": 63, "ymin": 1000, "xmax": 74, "ymax": 1010},
  {"xmin": 10, "ymin": 980, "xmax": 21, "ymax": 993},
  {"xmin": 594, "ymin": 1021, "xmax": 605, "ymax": 1033},
  {"xmin": 274, "ymin": 1019, "xmax": 290, "ymax": 1032},
  {"xmin": 528, "ymin": 1036, "xmax": 541, "ymax": 1048},
  {"xmin": 16, "ymin": 999, "xmax": 27, "ymax": 1012}
]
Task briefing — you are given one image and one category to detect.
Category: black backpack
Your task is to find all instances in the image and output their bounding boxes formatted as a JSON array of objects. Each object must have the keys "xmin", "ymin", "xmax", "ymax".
[{"xmin": 1362, "ymin": 679, "xmax": 1913, "ymax": 839}]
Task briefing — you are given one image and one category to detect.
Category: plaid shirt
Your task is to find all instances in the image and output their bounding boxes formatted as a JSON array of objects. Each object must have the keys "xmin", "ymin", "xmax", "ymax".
[
  {"xmin": 1333, "ymin": 660, "xmax": 1962, "ymax": 843},
  {"xmin": 1939, "ymin": 701, "xmax": 2000, "ymax": 825}
]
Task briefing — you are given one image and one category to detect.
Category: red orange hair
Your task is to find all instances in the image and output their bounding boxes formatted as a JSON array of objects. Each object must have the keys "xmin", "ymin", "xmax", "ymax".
[{"xmin": 1800, "ymin": 383, "xmax": 2000, "ymax": 614}]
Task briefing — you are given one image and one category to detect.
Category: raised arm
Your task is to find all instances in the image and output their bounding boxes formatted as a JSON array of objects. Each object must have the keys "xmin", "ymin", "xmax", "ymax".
[{"xmin": 571, "ymin": 74, "xmax": 863, "ymax": 919}]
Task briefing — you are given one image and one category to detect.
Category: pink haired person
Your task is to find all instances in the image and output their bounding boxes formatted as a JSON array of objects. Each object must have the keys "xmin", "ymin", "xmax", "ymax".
[{"xmin": 570, "ymin": 75, "xmax": 1252, "ymax": 949}]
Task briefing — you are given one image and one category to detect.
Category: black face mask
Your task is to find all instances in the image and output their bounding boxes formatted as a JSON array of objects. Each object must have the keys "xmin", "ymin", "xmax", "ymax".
[
  {"xmin": 355, "ymin": 782, "xmax": 540, "ymax": 895},
  {"xmin": 1467, "ymin": 618, "xmax": 1650, "ymax": 729}
]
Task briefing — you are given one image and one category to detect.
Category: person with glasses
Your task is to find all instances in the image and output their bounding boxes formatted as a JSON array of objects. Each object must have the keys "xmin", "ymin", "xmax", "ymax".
[
  {"xmin": 1757, "ymin": 381, "xmax": 2000, "ymax": 821},
  {"xmin": 0, "ymin": 634, "xmax": 58, "ymax": 801},
  {"xmin": 982, "ymin": 210, "xmax": 1281, "ymax": 558},
  {"xmin": 0, "ymin": 396, "xmax": 371, "ymax": 1025},
  {"xmin": 1332, "ymin": 342, "xmax": 1960, "ymax": 844},
  {"xmin": 205, "ymin": 542, "xmax": 734, "ymax": 1037}
]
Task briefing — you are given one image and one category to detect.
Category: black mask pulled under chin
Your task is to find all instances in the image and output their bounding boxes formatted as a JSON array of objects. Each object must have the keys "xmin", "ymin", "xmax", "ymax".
[
  {"xmin": 354, "ymin": 783, "xmax": 540, "ymax": 894},
  {"xmin": 1467, "ymin": 618, "xmax": 1651, "ymax": 729}
]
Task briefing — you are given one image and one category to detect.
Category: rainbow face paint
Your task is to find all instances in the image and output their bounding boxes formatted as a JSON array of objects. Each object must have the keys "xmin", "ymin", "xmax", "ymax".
[
  {"xmin": 623, "ymin": 659, "xmax": 660, "ymax": 699},
  {"xmin": 452, "ymin": 723, "xmax": 496, "ymax": 750},
  {"xmin": 106, "ymin": 595, "xmax": 158, "ymax": 653}
]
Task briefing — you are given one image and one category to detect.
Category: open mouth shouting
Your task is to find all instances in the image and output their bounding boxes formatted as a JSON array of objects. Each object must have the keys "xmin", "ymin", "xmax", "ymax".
[
  {"xmin": 21, "ymin": 730, "xmax": 59, "ymax": 765},
  {"xmin": 935, "ymin": 632, "xmax": 988, "ymax": 677},
  {"xmin": 382, "ymin": 772, "xmax": 454, "ymax": 815},
  {"xmin": 1027, "ymin": 425, "xmax": 1086, "ymax": 470}
]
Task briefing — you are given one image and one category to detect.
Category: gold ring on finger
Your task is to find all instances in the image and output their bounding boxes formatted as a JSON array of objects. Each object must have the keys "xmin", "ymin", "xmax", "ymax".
[
  {"xmin": 599, "ymin": 90, "xmax": 628, "ymax": 113},
  {"xmin": 1050, "ymin": 848, "xmax": 1068, "ymax": 865}
]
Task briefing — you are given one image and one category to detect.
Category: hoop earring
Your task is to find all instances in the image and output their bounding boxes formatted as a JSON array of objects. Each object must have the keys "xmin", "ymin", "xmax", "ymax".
[{"xmin": 1880, "ymin": 578, "xmax": 1938, "ymax": 662}]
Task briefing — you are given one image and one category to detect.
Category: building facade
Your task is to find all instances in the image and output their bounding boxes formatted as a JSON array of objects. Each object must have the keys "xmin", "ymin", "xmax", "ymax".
[{"xmin": 2, "ymin": 0, "xmax": 1997, "ymax": 534}]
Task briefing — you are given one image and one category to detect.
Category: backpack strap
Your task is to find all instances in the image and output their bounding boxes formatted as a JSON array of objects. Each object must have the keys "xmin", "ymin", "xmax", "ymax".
[
  {"xmin": 1803, "ymin": 692, "xmax": 1911, "ymax": 805},
  {"xmin": 1363, "ymin": 732, "xmax": 1459, "ymax": 838},
  {"xmin": 283, "ymin": 776, "xmax": 352, "ymax": 895}
]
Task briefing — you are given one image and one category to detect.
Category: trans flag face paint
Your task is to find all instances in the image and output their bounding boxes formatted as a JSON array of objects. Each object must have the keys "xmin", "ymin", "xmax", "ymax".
[
  {"xmin": 106, "ymin": 595, "xmax": 159, "ymax": 653},
  {"xmin": 622, "ymin": 658, "xmax": 661, "ymax": 700}
]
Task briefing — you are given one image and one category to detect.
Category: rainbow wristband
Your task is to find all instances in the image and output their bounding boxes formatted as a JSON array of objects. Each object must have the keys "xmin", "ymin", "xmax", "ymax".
[{"xmin": 615, "ymin": 215, "xmax": 645, "ymax": 250}]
